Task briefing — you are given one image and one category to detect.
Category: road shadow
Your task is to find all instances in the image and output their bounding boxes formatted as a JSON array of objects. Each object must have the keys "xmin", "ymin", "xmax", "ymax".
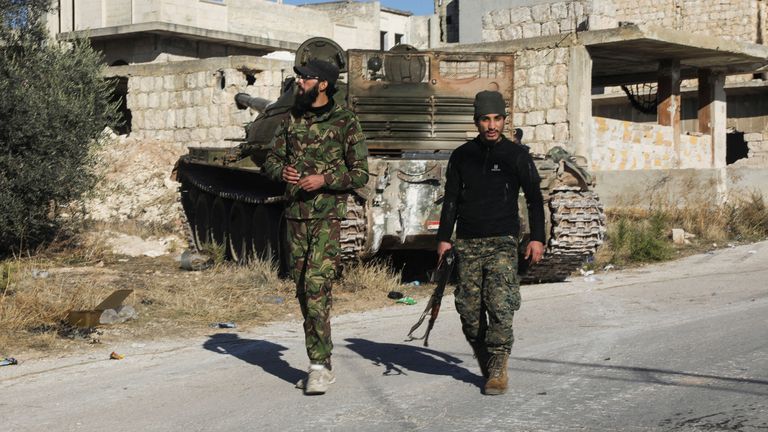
[
  {"xmin": 510, "ymin": 356, "xmax": 768, "ymax": 396},
  {"xmin": 345, "ymin": 338, "xmax": 483, "ymax": 387},
  {"xmin": 203, "ymin": 333, "xmax": 304, "ymax": 385}
]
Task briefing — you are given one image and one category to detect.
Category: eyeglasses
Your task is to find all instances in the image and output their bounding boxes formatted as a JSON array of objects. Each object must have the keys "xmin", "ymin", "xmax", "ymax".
[{"xmin": 297, "ymin": 74, "xmax": 319, "ymax": 81}]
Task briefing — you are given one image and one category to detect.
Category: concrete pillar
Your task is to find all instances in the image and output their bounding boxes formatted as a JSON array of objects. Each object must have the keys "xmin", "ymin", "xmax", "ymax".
[
  {"xmin": 568, "ymin": 45, "xmax": 593, "ymax": 160},
  {"xmin": 657, "ymin": 59, "xmax": 681, "ymax": 165},
  {"xmin": 697, "ymin": 69, "xmax": 727, "ymax": 168}
]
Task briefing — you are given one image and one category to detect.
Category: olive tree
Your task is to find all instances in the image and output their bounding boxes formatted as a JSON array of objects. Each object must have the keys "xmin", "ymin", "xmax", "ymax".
[{"xmin": 0, "ymin": 0, "xmax": 117, "ymax": 252}]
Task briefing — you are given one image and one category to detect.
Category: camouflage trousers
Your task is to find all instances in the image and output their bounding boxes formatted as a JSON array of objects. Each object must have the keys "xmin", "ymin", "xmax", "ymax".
[
  {"xmin": 454, "ymin": 235, "xmax": 521, "ymax": 355},
  {"xmin": 286, "ymin": 218, "xmax": 342, "ymax": 366}
]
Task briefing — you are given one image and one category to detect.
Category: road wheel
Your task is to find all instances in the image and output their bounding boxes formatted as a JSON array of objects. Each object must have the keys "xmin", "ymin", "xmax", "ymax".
[
  {"xmin": 193, "ymin": 193, "xmax": 212, "ymax": 249},
  {"xmin": 250, "ymin": 204, "xmax": 273, "ymax": 261},
  {"xmin": 228, "ymin": 202, "xmax": 252, "ymax": 264},
  {"xmin": 210, "ymin": 197, "xmax": 230, "ymax": 252}
]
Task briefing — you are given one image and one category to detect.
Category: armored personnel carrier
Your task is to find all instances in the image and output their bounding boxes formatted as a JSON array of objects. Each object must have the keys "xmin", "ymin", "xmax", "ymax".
[{"xmin": 173, "ymin": 38, "xmax": 605, "ymax": 283}]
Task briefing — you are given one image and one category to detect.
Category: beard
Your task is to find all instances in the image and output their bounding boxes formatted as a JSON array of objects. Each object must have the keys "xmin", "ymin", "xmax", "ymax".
[{"xmin": 292, "ymin": 83, "xmax": 320, "ymax": 116}]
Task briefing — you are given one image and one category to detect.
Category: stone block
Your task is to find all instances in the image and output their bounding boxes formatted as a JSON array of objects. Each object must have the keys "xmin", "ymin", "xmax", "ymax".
[
  {"xmin": 197, "ymin": 107, "xmax": 211, "ymax": 128},
  {"xmin": 520, "ymin": 126, "xmax": 535, "ymax": 141},
  {"xmin": 588, "ymin": 15, "xmax": 617, "ymax": 30},
  {"xmin": 513, "ymin": 112, "xmax": 525, "ymax": 127},
  {"xmin": 159, "ymin": 92, "xmax": 169, "ymax": 110},
  {"xmin": 175, "ymin": 128, "xmax": 191, "ymax": 143},
  {"xmin": 148, "ymin": 93, "xmax": 160, "ymax": 109},
  {"xmin": 516, "ymin": 51, "xmax": 535, "ymax": 69},
  {"xmin": 184, "ymin": 108, "xmax": 196, "ymax": 128},
  {"xmin": 550, "ymin": 64, "xmax": 568, "ymax": 84},
  {"xmin": 541, "ymin": 21, "xmax": 560, "ymax": 36},
  {"xmin": 531, "ymin": 4, "xmax": 551, "ymax": 22},
  {"xmin": 535, "ymin": 124, "xmax": 555, "ymax": 141},
  {"xmin": 490, "ymin": 9, "xmax": 511, "ymax": 28},
  {"xmin": 153, "ymin": 76, "xmax": 163, "ymax": 91},
  {"xmin": 166, "ymin": 110, "xmax": 176, "ymax": 129},
  {"xmin": 209, "ymin": 127, "xmax": 223, "ymax": 141},
  {"xmin": 535, "ymin": 86, "xmax": 555, "ymax": 109},
  {"xmin": 139, "ymin": 76, "xmax": 152, "ymax": 93},
  {"xmin": 193, "ymin": 90, "xmax": 204, "ymax": 107},
  {"xmin": 136, "ymin": 93, "xmax": 148, "ymax": 108},
  {"xmin": 547, "ymin": 108, "xmax": 567, "ymax": 123},
  {"xmin": 482, "ymin": 29, "xmax": 501, "ymax": 42},
  {"xmin": 744, "ymin": 132, "xmax": 763, "ymax": 142},
  {"xmin": 560, "ymin": 17, "xmax": 576, "ymax": 32},
  {"xmin": 554, "ymin": 122, "xmax": 569, "ymax": 142},
  {"xmin": 510, "ymin": 8, "xmax": 532, "ymax": 25},
  {"xmin": 522, "ymin": 22, "xmax": 542, "ymax": 38},
  {"xmin": 528, "ymin": 65, "xmax": 547, "ymax": 85},
  {"xmin": 501, "ymin": 25, "xmax": 523, "ymax": 40},
  {"xmin": 198, "ymin": 71, "xmax": 210, "ymax": 89},
  {"xmin": 749, "ymin": 141, "xmax": 768, "ymax": 152},
  {"xmin": 551, "ymin": 2, "xmax": 569, "ymax": 19},
  {"xmin": 514, "ymin": 68, "xmax": 527, "ymax": 86},
  {"xmin": 554, "ymin": 47, "xmax": 569, "ymax": 64},
  {"xmin": 185, "ymin": 73, "xmax": 197, "ymax": 90},
  {"xmin": 190, "ymin": 128, "xmax": 207, "ymax": 142},
  {"xmin": 162, "ymin": 75, "xmax": 173, "ymax": 91},
  {"xmin": 515, "ymin": 87, "xmax": 536, "ymax": 111},
  {"xmin": 526, "ymin": 110, "xmax": 545, "ymax": 125},
  {"xmin": 181, "ymin": 91, "xmax": 192, "ymax": 107}
]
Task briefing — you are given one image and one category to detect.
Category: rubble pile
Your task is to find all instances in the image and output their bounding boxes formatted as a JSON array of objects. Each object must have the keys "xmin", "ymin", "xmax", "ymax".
[{"xmin": 79, "ymin": 132, "xmax": 187, "ymax": 230}]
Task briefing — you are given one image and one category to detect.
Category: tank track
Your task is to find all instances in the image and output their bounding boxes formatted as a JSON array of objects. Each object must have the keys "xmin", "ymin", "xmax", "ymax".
[
  {"xmin": 340, "ymin": 195, "xmax": 368, "ymax": 262},
  {"xmin": 520, "ymin": 186, "xmax": 606, "ymax": 284}
]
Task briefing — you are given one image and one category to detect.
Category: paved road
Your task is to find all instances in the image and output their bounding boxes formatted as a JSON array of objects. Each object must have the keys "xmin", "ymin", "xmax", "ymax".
[{"xmin": 2, "ymin": 242, "xmax": 767, "ymax": 431}]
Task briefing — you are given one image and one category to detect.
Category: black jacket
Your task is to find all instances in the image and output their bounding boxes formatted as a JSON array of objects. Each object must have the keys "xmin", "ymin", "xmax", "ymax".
[{"xmin": 436, "ymin": 135, "xmax": 546, "ymax": 243}]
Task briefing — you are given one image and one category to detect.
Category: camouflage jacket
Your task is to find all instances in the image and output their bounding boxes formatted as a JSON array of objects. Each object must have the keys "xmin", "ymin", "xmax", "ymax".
[{"xmin": 264, "ymin": 103, "xmax": 369, "ymax": 220}]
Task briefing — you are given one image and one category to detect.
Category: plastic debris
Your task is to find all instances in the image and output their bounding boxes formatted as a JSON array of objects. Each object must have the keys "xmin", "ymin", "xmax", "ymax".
[
  {"xmin": 179, "ymin": 250, "xmax": 213, "ymax": 271},
  {"xmin": 396, "ymin": 296, "xmax": 417, "ymax": 305},
  {"xmin": 1, "ymin": 357, "xmax": 18, "ymax": 366},
  {"xmin": 579, "ymin": 269, "xmax": 595, "ymax": 276},
  {"xmin": 31, "ymin": 269, "xmax": 49, "ymax": 279},
  {"xmin": 603, "ymin": 264, "xmax": 615, "ymax": 271},
  {"xmin": 210, "ymin": 322, "xmax": 236, "ymax": 329},
  {"xmin": 109, "ymin": 352, "xmax": 124, "ymax": 360},
  {"xmin": 263, "ymin": 295, "xmax": 285, "ymax": 304},
  {"xmin": 387, "ymin": 291, "xmax": 404, "ymax": 300},
  {"xmin": 408, "ymin": 280, "xmax": 420, "ymax": 286},
  {"xmin": 748, "ymin": 250, "xmax": 757, "ymax": 254}
]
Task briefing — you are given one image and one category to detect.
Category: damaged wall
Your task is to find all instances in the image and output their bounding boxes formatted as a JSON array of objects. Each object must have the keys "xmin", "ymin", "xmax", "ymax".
[{"xmin": 108, "ymin": 56, "xmax": 291, "ymax": 147}]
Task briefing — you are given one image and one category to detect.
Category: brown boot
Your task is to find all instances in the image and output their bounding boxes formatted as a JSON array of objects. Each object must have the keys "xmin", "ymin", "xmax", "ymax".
[
  {"xmin": 470, "ymin": 342, "xmax": 491, "ymax": 378},
  {"xmin": 483, "ymin": 353, "xmax": 509, "ymax": 395}
]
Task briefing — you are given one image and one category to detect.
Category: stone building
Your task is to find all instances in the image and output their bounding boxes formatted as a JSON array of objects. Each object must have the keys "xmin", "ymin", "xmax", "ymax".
[
  {"xmin": 451, "ymin": 0, "xmax": 768, "ymax": 203},
  {"xmin": 47, "ymin": 0, "xmax": 435, "ymax": 146}
]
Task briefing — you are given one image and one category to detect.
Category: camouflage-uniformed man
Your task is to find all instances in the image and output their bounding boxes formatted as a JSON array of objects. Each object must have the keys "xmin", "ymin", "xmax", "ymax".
[
  {"xmin": 436, "ymin": 91, "xmax": 545, "ymax": 395},
  {"xmin": 264, "ymin": 59, "xmax": 369, "ymax": 395}
]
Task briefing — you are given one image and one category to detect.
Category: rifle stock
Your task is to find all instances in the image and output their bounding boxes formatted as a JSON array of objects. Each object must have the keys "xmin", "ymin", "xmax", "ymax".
[{"xmin": 405, "ymin": 248, "xmax": 456, "ymax": 346}]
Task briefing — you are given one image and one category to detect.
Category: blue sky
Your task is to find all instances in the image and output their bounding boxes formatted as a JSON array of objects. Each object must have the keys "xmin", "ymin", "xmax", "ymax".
[{"xmin": 283, "ymin": 0, "xmax": 434, "ymax": 16}]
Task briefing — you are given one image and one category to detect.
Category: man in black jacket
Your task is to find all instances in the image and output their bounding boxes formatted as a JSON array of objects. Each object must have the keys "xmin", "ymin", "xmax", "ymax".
[{"xmin": 436, "ymin": 90, "xmax": 545, "ymax": 395}]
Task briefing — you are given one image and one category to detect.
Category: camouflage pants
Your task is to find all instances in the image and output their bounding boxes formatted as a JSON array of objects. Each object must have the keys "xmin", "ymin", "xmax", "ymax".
[
  {"xmin": 286, "ymin": 218, "xmax": 342, "ymax": 366},
  {"xmin": 454, "ymin": 235, "xmax": 521, "ymax": 355}
]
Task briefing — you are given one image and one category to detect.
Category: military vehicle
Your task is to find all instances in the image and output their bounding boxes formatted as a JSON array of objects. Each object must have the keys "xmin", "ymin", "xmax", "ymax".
[{"xmin": 173, "ymin": 38, "xmax": 605, "ymax": 283}]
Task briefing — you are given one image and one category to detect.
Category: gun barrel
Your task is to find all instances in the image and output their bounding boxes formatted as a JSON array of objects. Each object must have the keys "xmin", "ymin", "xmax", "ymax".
[{"xmin": 234, "ymin": 93, "xmax": 272, "ymax": 112}]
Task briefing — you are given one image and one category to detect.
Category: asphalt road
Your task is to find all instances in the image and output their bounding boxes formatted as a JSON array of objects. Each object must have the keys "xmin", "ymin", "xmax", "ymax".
[{"xmin": 2, "ymin": 241, "xmax": 767, "ymax": 432}]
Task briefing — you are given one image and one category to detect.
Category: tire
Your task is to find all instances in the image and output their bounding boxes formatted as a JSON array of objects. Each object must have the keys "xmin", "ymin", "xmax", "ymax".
[{"xmin": 228, "ymin": 202, "xmax": 253, "ymax": 264}]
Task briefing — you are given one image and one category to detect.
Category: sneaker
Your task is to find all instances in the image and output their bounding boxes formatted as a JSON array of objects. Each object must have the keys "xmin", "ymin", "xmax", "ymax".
[{"xmin": 304, "ymin": 364, "xmax": 336, "ymax": 395}]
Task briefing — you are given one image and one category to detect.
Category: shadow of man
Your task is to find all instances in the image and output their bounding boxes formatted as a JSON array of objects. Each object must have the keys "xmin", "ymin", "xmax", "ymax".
[
  {"xmin": 345, "ymin": 338, "xmax": 482, "ymax": 387},
  {"xmin": 203, "ymin": 333, "xmax": 304, "ymax": 385}
]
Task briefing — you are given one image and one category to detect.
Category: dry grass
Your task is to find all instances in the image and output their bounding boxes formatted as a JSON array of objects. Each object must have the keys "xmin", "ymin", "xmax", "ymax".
[
  {"xmin": 0, "ymin": 240, "xmax": 418, "ymax": 357},
  {"xmin": 591, "ymin": 189, "xmax": 768, "ymax": 269}
]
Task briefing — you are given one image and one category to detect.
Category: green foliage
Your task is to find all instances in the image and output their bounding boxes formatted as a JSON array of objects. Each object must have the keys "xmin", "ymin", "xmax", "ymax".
[
  {"xmin": 0, "ymin": 0, "xmax": 118, "ymax": 253},
  {"xmin": 608, "ymin": 211, "xmax": 674, "ymax": 264}
]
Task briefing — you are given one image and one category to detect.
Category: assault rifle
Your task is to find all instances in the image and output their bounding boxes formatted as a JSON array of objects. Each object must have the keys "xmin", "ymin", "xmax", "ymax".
[{"xmin": 405, "ymin": 248, "xmax": 456, "ymax": 347}]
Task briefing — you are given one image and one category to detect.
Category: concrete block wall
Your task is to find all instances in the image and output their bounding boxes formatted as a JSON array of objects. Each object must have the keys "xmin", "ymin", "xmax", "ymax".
[
  {"xmin": 116, "ymin": 56, "xmax": 291, "ymax": 148},
  {"xmin": 742, "ymin": 132, "xmax": 768, "ymax": 165},
  {"xmin": 679, "ymin": 133, "xmax": 713, "ymax": 169},
  {"xmin": 592, "ymin": 117, "xmax": 681, "ymax": 170}
]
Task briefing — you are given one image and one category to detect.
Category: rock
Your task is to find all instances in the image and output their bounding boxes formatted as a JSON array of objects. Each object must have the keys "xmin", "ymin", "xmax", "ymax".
[{"xmin": 671, "ymin": 228, "xmax": 687, "ymax": 245}]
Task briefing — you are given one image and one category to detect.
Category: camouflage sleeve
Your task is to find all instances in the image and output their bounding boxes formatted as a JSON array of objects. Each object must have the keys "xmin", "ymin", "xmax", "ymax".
[
  {"xmin": 263, "ymin": 124, "xmax": 288, "ymax": 183},
  {"xmin": 323, "ymin": 116, "xmax": 369, "ymax": 190}
]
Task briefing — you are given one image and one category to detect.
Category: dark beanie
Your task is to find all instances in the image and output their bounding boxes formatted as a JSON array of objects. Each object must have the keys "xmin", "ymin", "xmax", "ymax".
[
  {"xmin": 293, "ymin": 59, "xmax": 340, "ymax": 88},
  {"xmin": 473, "ymin": 90, "xmax": 507, "ymax": 118}
]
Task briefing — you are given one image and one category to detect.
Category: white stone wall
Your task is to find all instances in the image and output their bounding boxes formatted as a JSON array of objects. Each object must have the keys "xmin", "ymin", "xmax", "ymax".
[
  {"xmin": 512, "ymin": 47, "xmax": 570, "ymax": 154},
  {"xmin": 743, "ymin": 132, "xmax": 768, "ymax": 165},
  {"xmin": 482, "ymin": 0, "xmax": 763, "ymax": 44},
  {"xmin": 117, "ymin": 56, "xmax": 291, "ymax": 148},
  {"xmin": 481, "ymin": 1, "xmax": 617, "ymax": 42}
]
